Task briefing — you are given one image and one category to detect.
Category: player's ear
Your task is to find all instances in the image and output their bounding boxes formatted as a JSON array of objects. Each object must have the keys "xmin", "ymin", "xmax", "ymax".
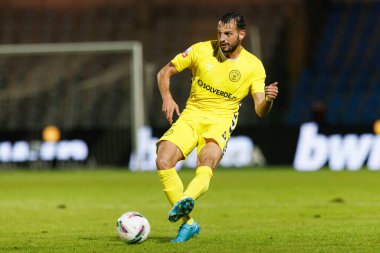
[{"xmin": 238, "ymin": 29, "xmax": 246, "ymax": 40}]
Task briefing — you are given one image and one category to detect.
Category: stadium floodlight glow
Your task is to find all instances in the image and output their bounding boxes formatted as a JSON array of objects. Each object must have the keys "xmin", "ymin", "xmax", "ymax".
[{"xmin": 0, "ymin": 41, "xmax": 145, "ymax": 169}]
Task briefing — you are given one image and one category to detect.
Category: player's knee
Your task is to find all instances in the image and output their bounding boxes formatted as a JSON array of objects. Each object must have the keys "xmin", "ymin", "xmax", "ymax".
[
  {"xmin": 156, "ymin": 155, "xmax": 175, "ymax": 170},
  {"xmin": 198, "ymin": 157, "xmax": 218, "ymax": 169}
]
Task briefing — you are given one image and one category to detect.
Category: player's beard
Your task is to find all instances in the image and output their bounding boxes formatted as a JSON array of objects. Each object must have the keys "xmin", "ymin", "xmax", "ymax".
[{"xmin": 220, "ymin": 39, "xmax": 241, "ymax": 54}]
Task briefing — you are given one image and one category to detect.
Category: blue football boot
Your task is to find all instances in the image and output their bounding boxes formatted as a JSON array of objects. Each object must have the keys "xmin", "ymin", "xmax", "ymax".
[
  {"xmin": 171, "ymin": 221, "xmax": 201, "ymax": 243},
  {"xmin": 168, "ymin": 197, "xmax": 194, "ymax": 222}
]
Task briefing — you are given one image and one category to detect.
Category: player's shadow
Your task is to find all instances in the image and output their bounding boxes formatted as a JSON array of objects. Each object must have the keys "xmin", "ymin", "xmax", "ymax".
[
  {"xmin": 108, "ymin": 235, "xmax": 172, "ymax": 244},
  {"xmin": 148, "ymin": 236, "xmax": 173, "ymax": 243}
]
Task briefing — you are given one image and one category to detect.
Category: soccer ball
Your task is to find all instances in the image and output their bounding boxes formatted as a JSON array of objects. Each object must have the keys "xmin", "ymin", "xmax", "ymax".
[{"xmin": 116, "ymin": 211, "xmax": 150, "ymax": 244}]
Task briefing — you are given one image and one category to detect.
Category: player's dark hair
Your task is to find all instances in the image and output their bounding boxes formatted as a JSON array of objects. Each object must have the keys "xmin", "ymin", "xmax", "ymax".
[{"xmin": 219, "ymin": 12, "xmax": 246, "ymax": 30}]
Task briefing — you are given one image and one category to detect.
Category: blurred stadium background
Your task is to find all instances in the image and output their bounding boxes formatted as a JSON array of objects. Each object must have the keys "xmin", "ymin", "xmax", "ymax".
[{"xmin": 0, "ymin": 0, "xmax": 379, "ymax": 169}]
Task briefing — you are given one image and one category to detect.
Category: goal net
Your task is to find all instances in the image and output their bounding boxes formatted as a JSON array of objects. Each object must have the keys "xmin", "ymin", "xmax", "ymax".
[{"xmin": 0, "ymin": 41, "xmax": 145, "ymax": 167}]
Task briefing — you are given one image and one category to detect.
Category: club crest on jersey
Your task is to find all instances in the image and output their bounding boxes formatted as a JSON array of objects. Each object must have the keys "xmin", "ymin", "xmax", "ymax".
[
  {"xmin": 229, "ymin": 70, "xmax": 241, "ymax": 82},
  {"xmin": 182, "ymin": 47, "xmax": 192, "ymax": 57}
]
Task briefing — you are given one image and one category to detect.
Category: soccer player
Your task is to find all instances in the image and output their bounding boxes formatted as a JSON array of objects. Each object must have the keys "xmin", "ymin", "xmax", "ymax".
[{"xmin": 156, "ymin": 12, "xmax": 279, "ymax": 242}]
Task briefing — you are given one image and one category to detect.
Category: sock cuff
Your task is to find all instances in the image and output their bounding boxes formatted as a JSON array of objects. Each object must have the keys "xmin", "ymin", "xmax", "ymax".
[
  {"xmin": 196, "ymin": 166, "xmax": 213, "ymax": 177},
  {"xmin": 157, "ymin": 167, "xmax": 176, "ymax": 176},
  {"xmin": 157, "ymin": 168, "xmax": 178, "ymax": 182}
]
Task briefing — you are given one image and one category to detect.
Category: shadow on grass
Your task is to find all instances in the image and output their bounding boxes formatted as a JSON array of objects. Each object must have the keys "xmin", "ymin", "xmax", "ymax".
[
  {"xmin": 106, "ymin": 236, "xmax": 172, "ymax": 244},
  {"xmin": 148, "ymin": 236, "xmax": 172, "ymax": 243}
]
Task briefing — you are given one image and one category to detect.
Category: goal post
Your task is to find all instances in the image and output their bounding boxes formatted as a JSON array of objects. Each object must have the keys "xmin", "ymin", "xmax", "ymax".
[{"xmin": 0, "ymin": 41, "xmax": 145, "ymax": 169}]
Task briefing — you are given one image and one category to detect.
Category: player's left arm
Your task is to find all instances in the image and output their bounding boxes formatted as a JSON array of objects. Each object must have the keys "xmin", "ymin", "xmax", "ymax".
[{"xmin": 253, "ymin": 82, "xmax": 279, "ymax": 117}]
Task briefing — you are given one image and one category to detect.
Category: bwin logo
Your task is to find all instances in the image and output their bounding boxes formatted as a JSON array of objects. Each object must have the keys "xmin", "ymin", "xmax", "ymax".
[{"xmin": 293, "ymin": 122, "xmax": 380, "ymax": 171}]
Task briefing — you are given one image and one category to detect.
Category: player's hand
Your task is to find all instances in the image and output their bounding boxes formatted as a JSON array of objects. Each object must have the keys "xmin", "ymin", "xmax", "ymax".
[
  {"xmin": 265, "ymin": 82, "xmax": 279, "ymax": 101},
  {"xmin": 162, "ymin": 97, "xmax": 180, "ymax": 124}
]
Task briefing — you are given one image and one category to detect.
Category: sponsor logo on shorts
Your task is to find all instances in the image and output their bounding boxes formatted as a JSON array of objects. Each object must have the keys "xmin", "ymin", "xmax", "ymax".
[{"xmin": 229, "ymin": 70, "xmax": 241, "ymax": 82}]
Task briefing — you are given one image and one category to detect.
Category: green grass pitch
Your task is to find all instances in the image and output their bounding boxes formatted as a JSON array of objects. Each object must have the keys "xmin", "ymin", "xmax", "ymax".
[{"xmin": 1, "ymin": 167, "xmax": 380, "ymax": 253}]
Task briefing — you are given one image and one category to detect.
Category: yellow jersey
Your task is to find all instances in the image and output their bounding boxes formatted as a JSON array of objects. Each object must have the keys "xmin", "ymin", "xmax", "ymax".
[{"xmin": 171, "ymin": 40, "xmax": 266, "ymax": 119}]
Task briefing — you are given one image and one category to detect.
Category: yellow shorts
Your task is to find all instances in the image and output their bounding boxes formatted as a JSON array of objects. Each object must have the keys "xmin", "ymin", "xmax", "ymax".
[{"xmin": 157, "ymin": 111, "xmax": 239, "ymax": 158}]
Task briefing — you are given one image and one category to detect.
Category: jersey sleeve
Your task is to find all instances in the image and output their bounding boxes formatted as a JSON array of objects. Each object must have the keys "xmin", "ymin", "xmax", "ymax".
[
  {"xmin": 250, "ymin": 60, "xmax": 266, "ymax": 95},
  {"xmin": 171, "ymin": 43, "xmax": 201, "ymax": 72}
]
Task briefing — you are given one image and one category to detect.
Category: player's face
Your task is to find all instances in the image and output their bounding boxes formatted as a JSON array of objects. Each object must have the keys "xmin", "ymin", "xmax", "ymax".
[{"xmin": 217, "ymin": 21, "xmax": 245, "ymax": 54}]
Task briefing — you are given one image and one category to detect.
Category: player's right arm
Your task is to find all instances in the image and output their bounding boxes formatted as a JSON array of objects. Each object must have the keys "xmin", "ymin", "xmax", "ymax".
[{"xmin": 157, "ymin": 62, "xmax": 180, "ymax": 125}]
